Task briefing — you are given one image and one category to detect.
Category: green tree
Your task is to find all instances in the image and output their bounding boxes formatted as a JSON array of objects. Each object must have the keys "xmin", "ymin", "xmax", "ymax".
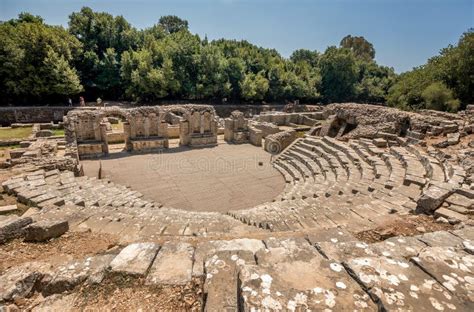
[
  {"xmin": 421, "ymin": 82, "xmax": 460, "ymax": 112},
  {"xmin": 340, "ymin": 35, "xmax": 375, "ymax": 61},
  {"xmin": 319, "ymin": 47, "xmax": 358, "ymax": 102},
  {"xmin": 0, "ymin": 13, "xmax": 83, "ymax": 104},
  {"xmin": 95, "ymin": 48, "xmax": 122, "ymax": 98},
  {"xmin": 355, "ymin": 61, "xmax": 396, "ymax": 103},
  {"xmin": 432, "ymin": 29, "xmax": 473, "ymax": 104},
  {"xmin": 240, "ymin": 71, "xmax": 269, "ymax": 101},
  {"xmin": 158, "ymin": 15, "xmax": 189, "ymax": 34},
  {"xmin": 388, "ymin": 29, "xmax": 472, "ymax": 111},
  {"xmin": 68, "ymin": 7, "xmax": 140, "ymax": 98},
  {"xmin": 290, "ymin": 49, "xmax": 319, "ymax": 67},
  {"xmin": 387, "ymin": 67, "xmax": 434, "ymax": 110},
  {"xmin": 43, "ymin": 48, "xmax": 83, "ymax": 96},
  {"xmin": 196, "ymin": 44, "xmax": 231, "ymax": 99}
]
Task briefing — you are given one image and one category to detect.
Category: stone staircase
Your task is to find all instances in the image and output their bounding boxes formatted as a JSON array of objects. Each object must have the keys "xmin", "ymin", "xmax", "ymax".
[
  {"xmin": 2, "ymin": 170, "xmax": 262, "ymax": 241},
  {"xmin": 2, "ymin": 135, "xmax": 471, "ymax": 239},
  {"xmin": 227, "ymin": 136, "xmax": 471, "ymax": 233}
]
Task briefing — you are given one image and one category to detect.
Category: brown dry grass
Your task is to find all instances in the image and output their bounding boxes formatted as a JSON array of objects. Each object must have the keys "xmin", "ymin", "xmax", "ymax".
[
  {"xmin": 354, "ymin": 214, "xmax": 453, "ymax": 243},
  {"xmin": 73, "ymin": 275, "xmax": 203, "ymax": 311},
  {"xmin": 0, "ymin": 231, "xmax": 119, "ymax": 273}
]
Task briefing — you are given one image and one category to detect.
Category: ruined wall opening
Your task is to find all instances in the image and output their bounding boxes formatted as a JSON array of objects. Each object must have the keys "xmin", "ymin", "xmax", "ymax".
[
  {"xmin": 399, "ymin": 118, "xmax": 411, "ymax": 137},
  {"xmin": 341, "ymin": 122, "xmax": 357, "ymax": 136},
  {"xmin": 327, "ymin": 118, "xmax": 345, "ymax": 137},
  {"xmin": 102, "ymin": 114, "xmax": 128, "ymax": 153}
]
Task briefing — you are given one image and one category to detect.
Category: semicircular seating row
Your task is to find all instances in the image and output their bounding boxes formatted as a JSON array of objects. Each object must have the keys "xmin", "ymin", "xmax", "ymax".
[
  {"xmin": 2, "ymin": 135, "xmax": 469, "ymax": 240},
  {"xmin": 227, "ymin": 135, "xmax": 467, "ymax": 233}
]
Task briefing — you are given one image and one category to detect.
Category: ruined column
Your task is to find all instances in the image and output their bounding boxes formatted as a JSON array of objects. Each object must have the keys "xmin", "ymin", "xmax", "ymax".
[
  {"xmin": 200, "ymin": 113, "xmax": 204, "ymax": 134},
  {"xmin": 159, "ymin": 121, "xmax": 169, "ymax": 148},
  {"xmin": 180, "ymin": 120, "xmax": 190, "ymax": 146},
  {"xmin": 224, "ymin": 118, "xmax": 233, "ymax": 142},
  {"xmin": 123, "ymin": 122, "xmax": 132, "ymax": 152},
  {"xmin": 99, "ymin": 123, "xmax": 109, "ymax": 155}
]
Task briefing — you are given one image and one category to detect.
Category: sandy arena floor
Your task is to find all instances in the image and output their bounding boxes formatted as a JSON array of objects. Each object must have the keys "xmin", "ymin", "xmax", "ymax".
[{"xmin": 81, "ymin": 141, "xmax": 285, "ymax": 212}]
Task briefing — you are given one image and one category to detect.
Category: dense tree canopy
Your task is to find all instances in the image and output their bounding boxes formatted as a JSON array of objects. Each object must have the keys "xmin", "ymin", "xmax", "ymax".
[
  {"xmin": 340, "ymin": 35, "xmax": 375, "ymax": 61},
  {"xmin": 388, "ymin": 29, "xmax": 473, "ymax": 112},
  {"xmin": 0, "ymin": 8, "xmax": 471, "ymax": 112},
  {"xmin": 0, "ymin": 13, "xmax": 82, "ymax": 104}
]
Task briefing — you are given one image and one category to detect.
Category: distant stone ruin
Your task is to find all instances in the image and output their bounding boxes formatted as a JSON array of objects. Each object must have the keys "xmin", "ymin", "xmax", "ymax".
[{"xmin": 63, "ymin": 104, "xmax": 218, "ymax": 158}]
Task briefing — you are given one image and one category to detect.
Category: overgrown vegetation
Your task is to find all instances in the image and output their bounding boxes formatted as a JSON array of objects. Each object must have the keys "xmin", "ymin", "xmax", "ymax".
[{"xmin": 0, "ymin": 8, "xmax": 472, "ymax": 112}]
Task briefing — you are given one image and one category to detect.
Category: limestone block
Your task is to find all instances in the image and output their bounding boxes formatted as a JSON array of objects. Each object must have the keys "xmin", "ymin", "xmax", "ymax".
[
  {"xmin": 0, "ymin": 204, "xmax": 18, "ymax": 215},
  {"xmin": 413, "ymin": 247, "xmax": 474, "ymax": 305},
  {"xmin": 345, "ymin": 255, "xmax": 466, "ymax": 311},
  {"xmin": 316, "ymin": 241, "xmax": 377, "ymax": 262},
  {"xmin": 240, "ymin": 239, "xmax": 374, "ymax": 311},
  {"xmin": 447, "ymin": 132, "xmax": 460, "ymax": 145},
  {"xmin": 109, "ymin": 242, "xmax": 160, "ymax": 276},
  {"xmin": 434, "ymin": 207, "xmax": 468, "ymax": 223},
  {"xmin": 22, "ymin": 207, "xmax": 40, "ymax": 218},
  {"xmin": 8, "ymin": 148, "xmax": 27, "ymax": 159},
  {"xmin": 204, "ymin": 250, "xmax": 255, "ymax": 311},
  {"xmin": 146, "ymin": 242, "xmax": 194, "ymax": 286},
  {"xmin": 0, "ymin": 262, "xmax": 51, "ymax": 301},
  {"xmin": 371, "ymin": 236, "xmax": 427, "ymax": 258},
  {"xmin": 372, "ymin": 137, "xmax": 387, "ymax": 147},
  {"xmin": 24, "ymin": 220, "xmax": 69, "ymax": 242},
  {"xmin": 416, "ymin": 230, "xmax": 463, "ymax": 247},
  {"xmin": 42, "ymin": 254, "xmax": 114, "ymax": 296},
  {"xmin": 0, "ymin": 216, "xmax": 32, "ymax": 243},
  {"xmin": 416, "ymin": 184, "xmax": 454, "ymax": 213}
]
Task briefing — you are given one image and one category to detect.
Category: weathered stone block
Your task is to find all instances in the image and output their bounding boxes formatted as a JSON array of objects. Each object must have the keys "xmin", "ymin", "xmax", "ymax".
[
  {"xmin": 36, "ymin": 129, "xmax": 54, "ymax": 137},
  {"xmin": 416, "ymin": 184, "xmax": 453, "ymax": 213},
  {"xmin": 447, "ymin": 132, "xmax": 460, "ymax": 145},
  {"xmin": 42, "ymin": 254, "xmax": 114, "ymax": 296},
  {"xmin": 434, "ymin": 207, "xmax": 468, "ymax": 223},
  {"xmin": 24, "ymin": 220, "xmax": 69, "ymax": 242},
  {"xmin": 109, "ymin": 242, "xmax": 160, "ymax": 276},
  {"xmin": 0, "ymin": 216, "xmax": 32, "ymax": 243},
  {"xmin": 146, "ymin": 242, "xmax": 194, "ymax": 286},
  {"xmin": 372, "ymin": 138, "xmax": 387, "ymax": 148},
  {"xmin": 0, "ymin": 204, "xmax": 17, "ymax": 215},
  {"xmin": 0, "ymin": 262, "xmax": 50, "ymax": 301}
]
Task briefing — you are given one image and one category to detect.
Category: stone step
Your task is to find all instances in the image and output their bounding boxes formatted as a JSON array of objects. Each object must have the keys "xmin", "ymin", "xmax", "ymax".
[
  {"xmin": 109, "ymin": 242, "xmax": 160, "ymax": 276},
  {"xmin": 146, "ymin": 242, "xmax": 194, "ymax": 286},
  {"xmin": 344, "ymin": 254, "xmax": 468, "ymax": 311},
  {"xmin": 239, "ymin": 237, "xmax": 376, "ymax": 310}
]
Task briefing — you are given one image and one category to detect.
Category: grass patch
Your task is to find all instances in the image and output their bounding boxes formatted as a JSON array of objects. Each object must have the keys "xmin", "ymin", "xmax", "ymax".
[
  {"xmin": 51, "ymin": 128, "xmax": 65, "ymax": 136},
  {"xmin": 0, "ymin": 127, "xmax": 32, "ymax": 140}
]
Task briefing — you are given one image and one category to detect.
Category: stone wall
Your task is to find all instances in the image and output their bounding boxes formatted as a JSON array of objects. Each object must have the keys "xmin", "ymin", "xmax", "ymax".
[
  {"xmin": 0, "ymin": 105, "xmax": 285, "ymax": 126},
  {"xmin": 321, "ymin": 103, "xmax": 467, "ymax": 140},
  {"xmin": 254, "ymin": 112, "xmax": 323, "ymax": 126},
  {"xmin": 0, "ymin": 107, "xmax": 79, "ymax": 126}
]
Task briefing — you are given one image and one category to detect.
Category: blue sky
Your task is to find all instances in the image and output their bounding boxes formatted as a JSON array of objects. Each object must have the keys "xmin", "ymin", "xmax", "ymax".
[{"xmin": 1, "ymin": 0, "xmax": 472, "ymax": 72}]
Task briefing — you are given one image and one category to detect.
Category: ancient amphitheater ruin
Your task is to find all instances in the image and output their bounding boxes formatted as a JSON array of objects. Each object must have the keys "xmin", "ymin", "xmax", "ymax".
[{"xmin": 0, "ymin": 103, "xmax": 473, "ymax": 311}]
